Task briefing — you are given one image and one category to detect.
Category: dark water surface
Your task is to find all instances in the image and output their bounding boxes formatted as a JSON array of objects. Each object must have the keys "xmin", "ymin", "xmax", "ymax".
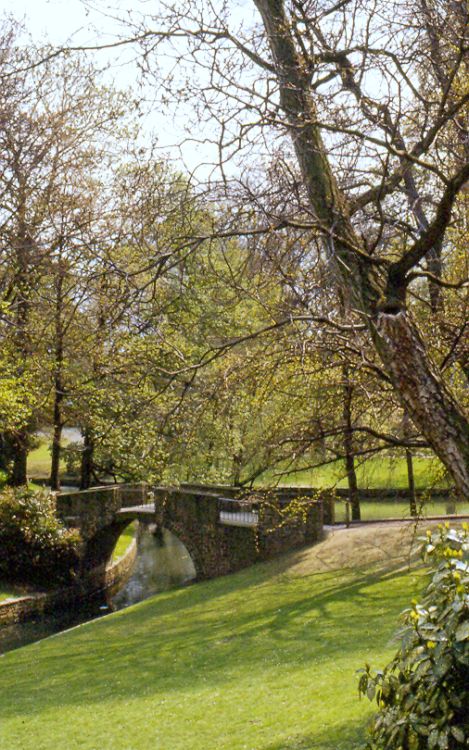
[{"xmin": 0, "ymin": 523, "xmax": 196, "ymax": 654}]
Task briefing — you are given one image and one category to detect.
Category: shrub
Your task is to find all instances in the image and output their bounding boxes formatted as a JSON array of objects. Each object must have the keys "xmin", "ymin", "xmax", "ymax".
[
  {"xmin": 0, "ymin": 486, "xmax": 81, "ymax": 587},
  {"xmin": 358, "ymin": 524, "xmax": 469, "ymax": 750}
]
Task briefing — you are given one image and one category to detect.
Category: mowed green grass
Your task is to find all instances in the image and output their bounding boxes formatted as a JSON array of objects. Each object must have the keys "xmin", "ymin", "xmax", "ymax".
[
  {"xmin": 111, "ymin": 521, "xmax": 137, "ymax": 562},
  {"xmin": 0, "ymin": 525, "xmax": 424, "ymax": 750},
  {"xmin": 0, "ymin": 584, "xmax": 25, "ymax": 602},
  {"xmin": 335, "ymin": 499, "xmax": 469, "ymax": 523},
  {"xmin": 271, "ymin": 455, "xmax": 447, "ymax": 490},
  {"xmin": 27, "ymin": 442, "xmax": 63, "ymax": 478}
]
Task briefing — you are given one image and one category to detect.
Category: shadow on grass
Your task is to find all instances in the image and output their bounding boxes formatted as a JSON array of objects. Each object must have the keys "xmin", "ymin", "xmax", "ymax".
[
  {"xmin": 0, "ymin": 549, "xmax": 421, "ymax": 724},
  {"xmin": 259, "ymin": 715, "xmax": 368, "ymax": 750}
]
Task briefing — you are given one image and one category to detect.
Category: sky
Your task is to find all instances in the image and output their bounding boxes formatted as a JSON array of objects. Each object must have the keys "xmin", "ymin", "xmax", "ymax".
[
  {"xmin": 0, "ymin": 0, "xmax": 230, "ymax": 177},
  {"xmin": 0, "ymin": 0, "xmax": 97, "ymax": 44}
]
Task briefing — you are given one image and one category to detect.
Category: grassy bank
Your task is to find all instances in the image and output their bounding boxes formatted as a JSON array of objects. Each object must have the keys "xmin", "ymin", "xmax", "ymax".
[{"xmin": 0, "ymin": 524, "xmax": 425, "ymax": 750}]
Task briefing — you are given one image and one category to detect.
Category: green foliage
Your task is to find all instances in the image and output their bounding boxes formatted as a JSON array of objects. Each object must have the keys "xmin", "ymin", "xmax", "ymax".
[
  {"xmin": 358, "ymin": 524, "xmax": 469, "ymax": 749},
  {"xmin": 0, "ymin": 486, "xmax": 81, "ymax": 587}
]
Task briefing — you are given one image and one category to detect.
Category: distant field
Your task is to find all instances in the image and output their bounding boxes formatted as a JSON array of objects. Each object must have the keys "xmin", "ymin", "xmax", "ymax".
[
  {"xmin": 27, "ymin": 442, "xmax": 65, "ymax": 479},
  {"xmin": 26, "ymin": 442, "xmax": 448, "ymax": 491},
  {"xmin": 334, "ymin": 498, "xmax": 469, "ymax": 523},
  {"xmin": 267, "ymin": 455, "xmax": 448, "ymax": 490}
]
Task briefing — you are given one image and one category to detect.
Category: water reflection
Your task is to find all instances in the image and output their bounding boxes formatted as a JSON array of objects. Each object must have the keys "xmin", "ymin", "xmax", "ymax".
[
  {"xmin": 112, "ymin": 524, "xmax": 196, "ymax": 609},
  {"xmin": 0, "ymin": 522, "xmax": 196, "ymax": 654}
]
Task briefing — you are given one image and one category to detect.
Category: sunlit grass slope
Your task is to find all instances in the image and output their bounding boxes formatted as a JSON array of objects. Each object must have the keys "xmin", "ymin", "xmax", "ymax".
[{"xmin": 0, "ymin": 524, "xmax": 424, "ymax": 750}]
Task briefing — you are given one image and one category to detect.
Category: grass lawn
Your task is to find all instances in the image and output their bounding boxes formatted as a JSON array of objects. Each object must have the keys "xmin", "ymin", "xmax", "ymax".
[
  {"xmin": 0, "ymin": 584, "xmax": 26, "ymax": 603},
  {"xmin": 267, "ymin": 455, "xmax": 447, "ymax": 490},
  {"xmin": 335, "ymin": 498, "xmax": 469, "ymax": 523},
  {"xmin": 0, "ymin": 523, "xmax": 426, "ymax": 750},
  {"xmin": 111, "ymin": 521, "xmax": 137, "ymax": 563},
  {"xmin": 27, "ymin": 442, "xmax": 59, "ymax": 479}
]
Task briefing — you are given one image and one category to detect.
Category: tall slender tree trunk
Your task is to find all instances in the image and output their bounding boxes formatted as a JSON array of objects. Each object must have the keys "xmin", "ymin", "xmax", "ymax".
[
  {"xmin": 406, "ymin": 447, "xmax": 417, "ymax": 517},
  {"xmin": 342, "ymin": 365, "xmax": 360, "ymax": 521},
  {"xmin": 232, "ymin": 449, "xmax": 244, "ymax": 487},
  {"xmin": 9, "ymin": 430, "xmax": 28, "ymax": 486},
  {"xmin": 402, "ymin": 413, "xmax": 417, "ymax": 516},
  {"xmin": 50, "ymin": 262, "xmax": 65, "ymax": 491},
  {"xmin": 253, "ymin": 0, "xmax": 469, "ymax": 498},
  {"xmin": 7, "ymin": 193, "xmax": 33, "ymax": 486},
  {"xmin": 50, "ymin": 410, "xmax": 63, "ymax": 491},
  {"xmin": 80, "ymin": 429, "xmax": 94, "ymax": 490}
]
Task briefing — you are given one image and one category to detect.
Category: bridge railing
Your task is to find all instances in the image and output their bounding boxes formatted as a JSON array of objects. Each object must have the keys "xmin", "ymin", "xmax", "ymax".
[
  {"xmin": 218, "ymin": 497, "xmax": 260, "ymax": 527},
  {"xmin": 117, "ymin": 483, "xmax": 153, "ymax": 510},
  {"xmin": 57, "ymin": 483, "xmax": 154, "ymax": 511}
]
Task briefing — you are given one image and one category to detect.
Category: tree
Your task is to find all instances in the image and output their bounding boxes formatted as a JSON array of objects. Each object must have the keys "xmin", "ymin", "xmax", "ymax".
[
  {"xmin": 0, "ymin": 26, "xmax": 130, "ymax": 485},
  {"xmin": 104, "ymin": 0, "xmax": 468, "ymax": 495}
]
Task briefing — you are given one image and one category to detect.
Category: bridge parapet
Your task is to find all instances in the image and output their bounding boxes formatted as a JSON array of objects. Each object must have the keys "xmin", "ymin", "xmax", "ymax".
[{"xmin": 56, "ymin": 484, "xmax": 150, "ymax": 535}]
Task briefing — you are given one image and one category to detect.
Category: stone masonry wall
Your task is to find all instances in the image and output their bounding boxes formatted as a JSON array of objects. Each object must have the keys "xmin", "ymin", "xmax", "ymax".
[{"xmin": 56, "ymin": 484, "xmax": 325, "ymax": 582}]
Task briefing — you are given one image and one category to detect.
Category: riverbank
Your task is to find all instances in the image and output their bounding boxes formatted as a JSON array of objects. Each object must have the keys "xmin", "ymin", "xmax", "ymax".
[
  {"xmin": 0, "ymin": 535, "xmax": 137, "ymax": 628},
  {"xmin": 0, "ymin": 522, "xmax": 429, "ymax": 750}
]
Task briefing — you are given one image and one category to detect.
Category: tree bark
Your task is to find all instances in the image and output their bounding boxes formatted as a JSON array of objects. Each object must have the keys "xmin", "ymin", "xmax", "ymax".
[
  {"xmin": 80, "ymin": 429, "xmax": 94, "ymax": 490},
  {"xmin": 403, "ymin": 414, "xmax": 417, "ymax": 516},
  {"xmin": 253, "ymin": 0, "xmax": 469, "ymax": 498},
  {"xmin": 342, "ymin": 365, "xmax": 360, "ymax": 521},
  {"xmin": 49, "ymin": 262, "xmax": 65, "ymax": 491},
  {"xmin": 8, "ymin": 430, "xmax": 28, "ymax": 486},
  {"xmin": 373, "ymin": 314, "xmax": 469, "ymax": 498},
  {"xmin": 50, "ymin": 415, "xmax": 63, "ymax": 491}
]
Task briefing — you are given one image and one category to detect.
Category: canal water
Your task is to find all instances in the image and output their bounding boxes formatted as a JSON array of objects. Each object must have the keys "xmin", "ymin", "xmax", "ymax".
[{"xmin": 0, "ymin": 522, "xmax": 196, "ymax": 655}]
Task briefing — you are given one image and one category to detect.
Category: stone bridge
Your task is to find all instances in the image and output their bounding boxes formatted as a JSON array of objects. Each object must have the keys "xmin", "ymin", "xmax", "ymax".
[{"xmin": 56, "ymin": 484, "xmax": 326, "ymax": 585}]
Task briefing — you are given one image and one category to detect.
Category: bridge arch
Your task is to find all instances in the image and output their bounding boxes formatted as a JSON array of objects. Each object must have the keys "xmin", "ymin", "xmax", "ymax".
[{"xmin": 81, "ymin": 518, "xmax": 134, "ymax": 572}]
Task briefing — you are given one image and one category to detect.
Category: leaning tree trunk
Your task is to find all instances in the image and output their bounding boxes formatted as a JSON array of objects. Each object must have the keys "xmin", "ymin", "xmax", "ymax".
[
  {"xmin": 253, "ymin": 0, "xmax": 469, "ymax": 499},
  {"xmin": 374, "ymin": 313, "xmax": 469, "ymax": 498}
]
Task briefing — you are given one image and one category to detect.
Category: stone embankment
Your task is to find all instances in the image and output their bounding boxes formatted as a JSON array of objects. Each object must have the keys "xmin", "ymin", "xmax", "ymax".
[{"xmin": 0, "ymin": 536, "xmax": 137, "ymax": 626}]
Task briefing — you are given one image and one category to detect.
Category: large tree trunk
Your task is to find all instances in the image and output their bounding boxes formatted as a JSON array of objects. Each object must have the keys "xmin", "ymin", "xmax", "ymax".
[
  {"xmin": 253, "ymin": 0, "xmax": 469, "ymax": 498},
  {"xmin": 374, "ymin": 314, "xmax": 469, "ymax": 498}
]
